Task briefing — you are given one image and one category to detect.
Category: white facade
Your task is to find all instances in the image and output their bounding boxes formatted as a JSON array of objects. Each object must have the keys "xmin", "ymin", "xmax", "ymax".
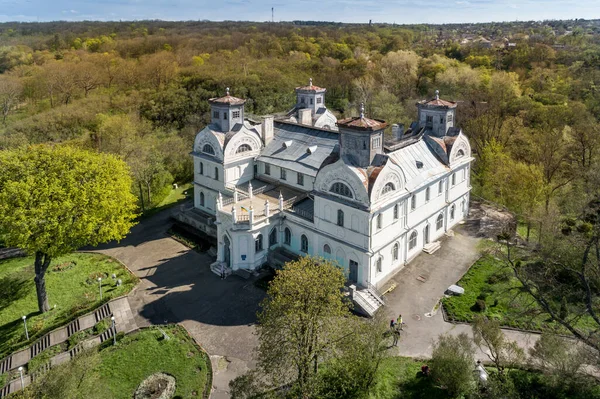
[{"xmin": 191, "ymin": 86, "xmax": 473, "ymax": 290}]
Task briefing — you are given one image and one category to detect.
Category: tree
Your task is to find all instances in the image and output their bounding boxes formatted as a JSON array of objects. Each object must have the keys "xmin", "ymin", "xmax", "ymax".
[
  {"xmin": 254, "ymin": 256, "xmax": 351, "ymax": 398},
  {"xmin": 0, "ymin": 145, "xmax": 138, "ymax": 312},
  {"xmin": 0, "ymin": 74, "xmax": 22, "ymax": 124},
  {"xmin": 430, "ymin": 333, "xmax": 476, "ymax": 397},
  {"xmin": 500, "ymin": 198, "xmax": 600, "ymax": 355},
  {"xmin": 530, "ymin": 333, "xmax": 588, "ymax": 382},
  {"xmin": 472, "ymin": 316, "xmax": 525, "ymax": 373}
]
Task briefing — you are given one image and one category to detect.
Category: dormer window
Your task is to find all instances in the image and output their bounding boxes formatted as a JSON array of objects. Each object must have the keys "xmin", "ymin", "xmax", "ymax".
[
  {"xmin": 202, "ymin": 144, "xmax": 215, "ymax": 155},
  {"xmin": 307, "ymin": 146, "xmax": 317, "ymax": 154},
  {"xmin": 416, "ymin": 161, "xmax": 423, "ymax": 169},
  {"xmin": 233, "ymin": 110, "xmax": 240, "ymax": 118},
  {"xmin": 330, "ymin": 182, "xmax": 353, "ymax": 198},
  {"xmin": 381, "ymin": 182, "xmax": 395, "ymax": 195},
  {"xmin": 236, "ymin": 144, "xmax": 252, "ymax": 154},
  {"xmin": 283, "ymin": 140, "xmax": 293, "ymax": 148}
]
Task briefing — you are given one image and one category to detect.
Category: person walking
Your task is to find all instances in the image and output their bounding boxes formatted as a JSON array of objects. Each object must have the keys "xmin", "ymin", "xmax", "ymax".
[
  {"xmin": 390, "ymin": 319, "xmax": 396, "ymax": 330},
  {"xmin": 397, "ymin": 314, "xmax": 403, "ymax": 330}
]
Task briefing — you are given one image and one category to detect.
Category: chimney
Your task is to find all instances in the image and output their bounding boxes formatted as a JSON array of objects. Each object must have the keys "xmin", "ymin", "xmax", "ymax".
[
  {"xmin": 261, "ymin": 116, "xmax": 274, "ymax": 146},
  {"xmin": 392, "ymin": 123, "xmax": 404, "ymax": 140},
  {"xmin": 298, "ymin": 108, "xmax": 312, "ymax": 126}
]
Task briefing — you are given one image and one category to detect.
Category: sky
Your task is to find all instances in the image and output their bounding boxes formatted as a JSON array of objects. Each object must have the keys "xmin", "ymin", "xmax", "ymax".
[{"xmin": 0, "ymin": 0, "xmax": 598, "ymax": 24}]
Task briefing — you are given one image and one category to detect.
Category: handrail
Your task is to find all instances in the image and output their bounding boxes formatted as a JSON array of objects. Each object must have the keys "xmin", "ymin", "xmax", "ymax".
[
  {"xmin": 290, "ymin": 206, "xmax": 314, "ymax": 222},
  {"xmin": 353, "ymin": 291, "xmax": 378, "ymax": 316}
]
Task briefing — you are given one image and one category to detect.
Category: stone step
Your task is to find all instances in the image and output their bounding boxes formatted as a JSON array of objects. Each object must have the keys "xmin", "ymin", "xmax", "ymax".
[
  {"xmin": 233, "ymin": 268, "xmax": 253, "ymax": 280},
  {"xmin": 99, "ymin": 327, "xmax": 116, "ymax": 343},
  {"xmin": 0, "ymin": 382, "xmax": 10, "ymax": 398},
  {"xmin": 67, "ymin": 319, "xmax": 80, "ymax": 336},
  {"xmin": 94, "ymin": 303, "xmax": 111, "ymax": 323},
  {"xmin": 210, "ymin": 261, "xmax": 232, "ymax": 277},
  {"xmin": 0, "ymin": 356, "xmax": 11, "ymax": 374},
  {"xmin": 423, "ymin": 241, "xmax": 441, "ymax": 254},
  {"xmin": 30, "ymin": 334, "xmax": 50, "ymax": 358}
]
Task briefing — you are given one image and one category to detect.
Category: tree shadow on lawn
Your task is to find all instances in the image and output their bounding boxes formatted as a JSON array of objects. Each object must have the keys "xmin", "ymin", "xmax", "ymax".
[{"xmin": 0, "ymin": 274, "xmax": 30, "ymax": 310}]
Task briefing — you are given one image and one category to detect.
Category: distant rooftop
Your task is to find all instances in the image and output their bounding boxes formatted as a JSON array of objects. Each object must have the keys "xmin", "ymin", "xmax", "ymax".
[
  {"xmin": 208, "ymin": 87, "xmax": 246, "ymax": 106},
  {"xmin": 295, "ymin": 78, "xmax": 326, "ymax": 92}
]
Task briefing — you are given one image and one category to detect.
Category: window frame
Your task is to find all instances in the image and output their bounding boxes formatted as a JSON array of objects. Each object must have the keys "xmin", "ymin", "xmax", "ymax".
[
  {"xmin": 236, "ymin": 144, "xmax": 252, "ymax": 154},
  {"xmin": 284, "ymin": 228, "xmax": 291, "ymax": 245},
  {"xmin": 330, "ymin": 182, "xmax": 353, "ymax": 198},
  {"xmin": 269, "ymin": 228, "xmax": 277, "ymax": 247},
  {"xmin": 376, "ymin": 257, "xmax": 382, "ymax": 274},
  {"xmin": 337, "ymin": 209, "xmax": 344, "ymax": 227},
  {"xmin": 264, "ymin": 163, "xmax": 271, "ymax": 175},
  {"xmin": 376, "ymin": 213, "xmax": 382, "ymax": 230},
  {"xmin": 280, "ymin": 168, "xmax": 287, "ymax": 180},
  {"xmin": 393, "ymin": 242, "xmax": 399, "ymax": 261},
  {"xmin": 202, "ymin": 144, "xmax": 215, "ymax": 155},
  {"xmin": 232, "ymin": 110, "xmax": 240, "ymax": 118},
  {"xmin": 301, "ymin": 234, "xmax": 308, "ymax": 253},
  {"xmin": 436, "ymin": 213, "xmax": 444, "ymax": 231},
  {"xmin": 410, "ymin": 195, "xmax": 416, "ymax": 211},
  {"xmin": 199, "ymin": 162, "xmax": 204, "ymax": 175},
  {"xmin": 323, "ymin": 244, "xmax": 331, "ymax": 254},
  {"xmin": 297, "ymin": 172, "xmax": 304, "ymax": 186},
  {"xmin": 409, "ymin": 231, "xmax": 418, "ymax": 250},
  {"xmin": 438, "ymin": 180, "xmax": 443, "ymax": 195},
  {"xmin": 255, "ymin": 234, "xmax": 263, "ymax": 253},
  {"xmin": 393, "ymin": 204, "xmax": 399, "ymax": 220},
  {"xmin": 200, "ymin": 192, "xmax": 205, "ymax": 207},
  {"xmin": 214, "ymin": 167, "xmax": 219, "ymax": 181},
  {"xmin": 425, "ymin": 187, "xmax": 431, "ymax": 202}
]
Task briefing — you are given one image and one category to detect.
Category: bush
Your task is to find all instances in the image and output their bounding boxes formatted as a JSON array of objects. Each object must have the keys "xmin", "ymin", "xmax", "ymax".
[
  {"xmin": 93, "ymin": 319, "xmax": 110, "ymax": 335},
  {"xmin": 474, "ymin": 299, "xmax": 487, "ymax": 312},
  {"xmin": 430, "ymin": 333, "xmax": 476, "ymax": 397}
]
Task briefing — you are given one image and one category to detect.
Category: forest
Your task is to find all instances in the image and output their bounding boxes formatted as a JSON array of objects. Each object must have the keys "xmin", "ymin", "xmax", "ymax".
[{"xmin": 0, "ymin": 19, "xmax": 599, "ymax": 220}]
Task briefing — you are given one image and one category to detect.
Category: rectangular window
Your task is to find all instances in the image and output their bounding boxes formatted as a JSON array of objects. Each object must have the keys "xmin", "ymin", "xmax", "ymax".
[
  {"xmin": 452, "ymin": 173, "xmax": 456, "ymax": 186},
  {"xmin": 372, "ymin": 137, "xmax": 381, "ymax": 148},
  {"xmin": 264, "ymin": 163, "xmax": 270, "ymax": 175},
  {"xmin": 411, "ymin": 195, "xmax": 416, "ymax": 211},
  {"xmin": 425, "ymin": 187, "xmax": 430, "ymax": 202},
  {"xmin": 440, "ymin": 116, "xmax": 444, "ymax": 123},
  {"xmin": 301, "ymin": 97, "xmax": 305, "ymax": 104},
  {"xmin": 463, "ymin": 167, "xmax": 467, "ymax": 181},
  {"xmin": 426, "ymin": 115, "xmax": 433, "ymax": 125},
  {"xmin": 438, "ymin": 180, "xmax": 443, "ymax": 195},
  {"xmin": 297, "ymin": 173, "xmax": 304, "ymax": 186},
  {"xmin": 393, "ymin": 204, "xmax": 398, "ymax": 220},
  {"xmin": 310, "ymin": 98, "xmax": 314, "ymax": 105},
  {"xmin": 215, "ymin": 167, "xmax": 219, "ymax": 181},
  {"xmin": 317, "ymin": 97, "xmax": 322, "ymax": 104},
  {"xmin": 280, "ymin": 168, "xmax": 287, "ymax": 180},
  {"xmin": 213, "ymin": 111, "xmax": 219, "ymax": 118},
  {"xmin": 233, "ymin": 110, "xmax": 240, "ymax": 118},
  {"xmin": 223, "ymin": 112, "xmax": 228, "ymax": 120},
  {"xmin": 447, "ymin": 114, "xmax": 453, "ymax": 123}
]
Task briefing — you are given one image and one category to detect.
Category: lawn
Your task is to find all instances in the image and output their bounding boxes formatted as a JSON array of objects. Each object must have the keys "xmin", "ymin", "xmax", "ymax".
[
  {"xmin": 12, "ymin": 326, "xmax": 211, "ymax": 399},
  {"xmin": 369, "ymin": 357, "xmax": 444, "ymax": 399},
  {"xmin": 141, "ymin": 182, "xmax": 193, "ymax": 218},
  {"xmin": 369, "ymin": 357, "xmax": 600, "ymax": 399},
  {"xmin": 442, "ymin": 255, "xmax": 594, "ymax": 333},
  {"xmin": 0, "ymin": 253, "xmax": 137, "ymax": 357}
]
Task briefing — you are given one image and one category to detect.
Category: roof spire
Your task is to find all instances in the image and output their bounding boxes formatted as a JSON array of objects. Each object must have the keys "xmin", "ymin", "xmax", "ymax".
[
  {"xmin": 309, "ymin": 77, "xmax": 313, "ymax": 87},
  {"xmin": 435, "ymin": 89, "xmax": 439, "ymax": 100},
  {"xmin": 226, "ymin": 87, "xmax": 230, "ymax": 96},
  {"xmin": 360, "ymin": 102, "xmax": 365, "ymax": 119}
]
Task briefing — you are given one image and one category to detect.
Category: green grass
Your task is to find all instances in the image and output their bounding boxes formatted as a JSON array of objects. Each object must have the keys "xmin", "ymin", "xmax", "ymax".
[
  {"xmin": 0, "ymin": 253, "xmax": 137, "ymax": 358},
  {"xmin": 141, "ymin": 182, "xmax": 193, "ymax": 219},
  {"xmin": 13, "ymin": 326, "xmax": 211, "ymax": 399},
  {"xmin": 369, "ymin": 357, "xmax": 445, "ymax": 399},
  {"xmin": 442, "ymin": 255, "xmax": 594, "ymax": 333}
]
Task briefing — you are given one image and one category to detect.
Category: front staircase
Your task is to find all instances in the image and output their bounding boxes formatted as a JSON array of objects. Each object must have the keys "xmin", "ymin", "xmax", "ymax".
[
  {"xmin": 267, "ymin": 247, "xmax": 299, "ymax": 269},
  {"xmin": 352, "ymin": 286, "xmax": 386, "ymax": 317},
  {"xmin": 423, "ymin": 241, "xmax": 441, "ymax": 254}
]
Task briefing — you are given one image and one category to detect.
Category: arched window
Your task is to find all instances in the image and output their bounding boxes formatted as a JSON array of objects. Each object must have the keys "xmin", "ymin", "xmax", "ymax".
[
  {"xmin": 377, "ymin": 213, "xmax": 382, "ymax": 230},
  {"xmin": 202, "ymin": 144, "xmax": 215, "ymax": 155},
  {"xmin": 323, "ymin": 244, "xmax": 331, "ymax": 254},
  {"xmin": 409, "ymin": 231, "xmax": 418, "ymax": 250},
  {"xmin": 200, "ymin": 192, "xmax": 205, "ymax": 207},
  {"xmin": 393, "ymin": 204, "xmax": 399, "ymax": 220},
  {"xmin": 381, "ymin": 182, "xmax": 395, "ymax": 195},
  {"xmin": 436, "ymin": 213, "xmax": 444, "ymax": 230},
  {"xmin": 330, "ymin": 182, "xmax": 353, "ymax": 198},
  {"xmin": 457, "ymin": 149, "xmax": 465, "ymax": 158},
  {"xmin": 284, "ymin": 228, "xmax": 291, "ymax": 245},
  {"xmin": 199, "ymin": 162, "xmax": 204, "ymax": 175},
  {"xmin": 393, "ymin": 242, "xmax": 399, "ymax": 261},
  {"xmin": 255, "ymin": 234, "xmax": 263, "ymax": 253},
  {"xmin": 269, "ymin": 228, "xmax": 277, "ymax": 247},
  {"xmin": 337, "ymin": 210, "xmax": 344, "ymax": 227},
  {"xmin": 425, "ymin": 187, "xmax": 431, "ymax": 202},
  {"xmin": 450, "ymin": 204, "xmax": 456, "ymax": 220},
  {"xmin": 301, "ymin": 234, "xmax": 308, "ymax": 253},
  {"xmin": 236, "ymin": 144, "xmax": 252, "ymax": 154},
  {"xmin": 376, "ymin": 257, "xmax": 382, "ymax": 273}
]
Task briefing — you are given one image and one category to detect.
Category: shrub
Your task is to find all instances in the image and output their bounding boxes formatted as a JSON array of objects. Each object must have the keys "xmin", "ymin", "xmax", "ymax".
[
  {"xmin": 93, "ymin": 319, "xmax": 110, "ymax": 335},
  {"xmin": 474, "ymin": 299, "xmax": 487, "ymax": 312},
  {"xmin": 430, "ymin": 333, "xmax": 476, "ymax": 397}
]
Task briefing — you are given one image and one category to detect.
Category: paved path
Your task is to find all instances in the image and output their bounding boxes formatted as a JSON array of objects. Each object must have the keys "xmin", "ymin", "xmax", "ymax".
[
  {"xmin": 93, "ymin": 207, "xmax": 544, "ymax": 398},
  {"xmin": 92, "ymin": 206, "xmax": 264, "ymax": 399},
  {"xmin": 383, "ymin": 226, "xmax": 540, "ymax": 361}
]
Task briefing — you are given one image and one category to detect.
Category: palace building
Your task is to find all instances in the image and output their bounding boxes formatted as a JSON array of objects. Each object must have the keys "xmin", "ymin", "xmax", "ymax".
[{"xmin": 182, "ymin": 81, "xmax": 473, "ymax": 315}]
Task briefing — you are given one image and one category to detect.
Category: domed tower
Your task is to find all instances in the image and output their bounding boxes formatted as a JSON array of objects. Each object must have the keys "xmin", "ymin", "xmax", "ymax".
[
  {"xmin": 416, "ymin": 90, "xmax": 457, "ymax": 137},
  {"xmin": 336, "ymin": 104, "xmax": 387, "ymax": 168},
  {"xmin": 295, "ymin": 78, "xmax": 326, "ymax": 114},
  {"xmin": 208, "ymin": 87, "xmax": 246, "ymax": 132}
]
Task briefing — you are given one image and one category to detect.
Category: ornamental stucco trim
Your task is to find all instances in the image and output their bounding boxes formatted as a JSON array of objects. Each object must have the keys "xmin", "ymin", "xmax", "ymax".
[
  {"xmin": 315, "ymin": 159, "xmax": 370, "ymax": 205},
  {"xmin": 448, "ymin": 132, "xmax": 471, "ymax": 165}
]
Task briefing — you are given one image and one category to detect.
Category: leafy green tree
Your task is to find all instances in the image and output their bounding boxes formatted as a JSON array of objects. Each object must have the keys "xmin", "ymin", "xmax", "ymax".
[
  {"xmin": 0, "ymin": 145, "xmax": 137, "ymax": 312},
  {"xmin": 430, "ymin": 333, "xmax": 476, "ymax": 397},
  {"xmin": 473, "ymin": 316, "xmax": 525, "ymax": 373}
]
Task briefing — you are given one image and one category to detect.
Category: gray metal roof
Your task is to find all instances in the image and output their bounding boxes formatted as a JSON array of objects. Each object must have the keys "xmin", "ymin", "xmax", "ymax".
[
  {"xmin": 257, "ymin": 121, "xmax": 339, "ymax": 177},
  {"xmin": 388, "ymin": 139, "xmax": 449, "ymax": 191}
]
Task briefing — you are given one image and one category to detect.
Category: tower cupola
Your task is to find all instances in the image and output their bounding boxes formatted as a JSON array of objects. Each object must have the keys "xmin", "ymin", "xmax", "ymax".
[
  {"xmin": 336, "ymin": 103, "xmax": 387, "ymax": 168},
  {"xmin": 416, "ymin": 90, "xmax": 457, "ymax": 137},
  {"xmin": 208, "ymin": 87, "xmax": 246, "ymax": 132},
  {"xmin": 295, "ymin": 78, "xmax": 326, "ymax": 114}
]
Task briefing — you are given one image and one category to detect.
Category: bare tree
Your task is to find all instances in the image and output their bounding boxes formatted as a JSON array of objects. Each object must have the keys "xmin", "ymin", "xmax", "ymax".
[{"xmin": 0, "ymin": 75, "xmax": 23, "ymax": 124}]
